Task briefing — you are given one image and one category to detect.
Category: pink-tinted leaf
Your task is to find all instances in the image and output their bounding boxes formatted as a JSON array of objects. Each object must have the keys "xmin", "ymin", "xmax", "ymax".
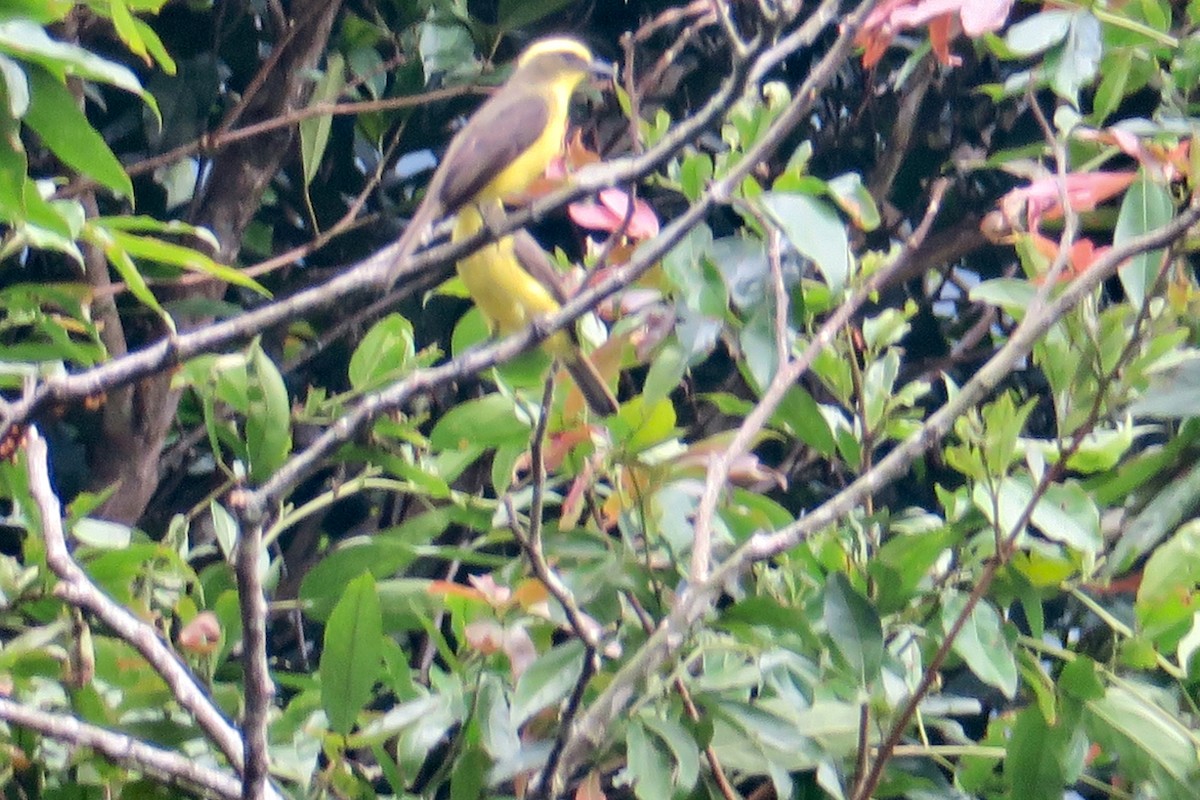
[{"xmin": 961, "ymin": 0, "xmax": 1014, "ymax": 36}]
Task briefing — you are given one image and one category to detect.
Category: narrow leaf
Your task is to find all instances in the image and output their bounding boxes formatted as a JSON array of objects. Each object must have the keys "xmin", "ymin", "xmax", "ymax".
[{"xmin": 320, "ymin": 572, "xmax": 383, "ymax": 735}]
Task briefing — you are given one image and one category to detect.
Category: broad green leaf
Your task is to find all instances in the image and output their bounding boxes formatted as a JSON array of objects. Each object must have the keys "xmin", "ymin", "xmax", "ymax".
[
  {"xmin": 825, "ymin": 172, "xmax": 880, "ymax": 231},
  {"xmin": 450, "ymin": 746, "xmax": 486, "ymax": 800},
  {"xmin": 244, "ymin": 343, "xmax": 291, "ymax": 482},
  {"xmin": 429, "ymin": 394, "xmax": 528, "ymax": 450},
  {"xmin": 300, "ymin": 52, "xmax": 345, "ymax": 186},
  {"xmin": 320, "ymin": 572, "xmax": 383, "ymax": 735},
  {"xmin": 870, "ymin": 526, "xmax": 957, "ymax": 613},
  {"xmin": 1051, "ymin": 11, "xmax": 1102, "ymax": 106},
  {"xmin": 1004, "ymin": 705, "xmax": 1071, "ymax": 800},
  {"xmin": 943, "ymin": 592, "xmax": 1017, "ymax": 699},
  {"xmin": 639, "ymin": 712, "xmax": 701, "ymax": 792},
  {"xmin": 625, "ymin": 720, "xmax": 673, "ymax": 800},
  {"xmin": 348, "ymin": 313, "xmax": 415, "ymax": 391},
  {"xmin": 613, "ymin": 395, "xmax": 677, "ymax": 453},
  {"xmin": 1114, "ymin": 172, "xmax": 1174, "ymax": 308},
  {"xmin": 823, "ymin": 572, "xmax": 883, "ymax": 687},
  {"xmin": 23, "ymin": 65, "xmax": 132, "ymax": 197},
  {"xmin": 1108, "ymin": 459, "xmax": 1200, "ymax": 576},
  {"xmin": 970, "ymin": 278, "xmax": 1037, "ymax": 319},
  {"xmin": 1005, "ymin": 10, "xmax": 1072, "ymax": 55},
  {"xmin": 760, "ymin": 191, "xmax": 851, "ymax": 292},
  {"xmin": 477, "ymin": 672, "xmax": 519, "ymax": 761},
  {"xmin": 71, "ymin": 517, "xmax": 131, "ymax": 549},
  {"xmin": 642, "ymin": 339, "xmax": 687, "ymax": 408},
  {"xmin": 511, "ymin": 639, "xmax": 584, "ymax": 727},
  {"xmin": 1135, "ymin": 521, "xmax": 1200, "ymax": 643},
  {"xmin": 974, "ymin": 476, "xmax": 1101, "ymax": 554},
  {"xmin": 1086, "ymin": 682, "xmax": 1199, "ymax": 786},
  {"xmin": 770, "ymin": 386, "xmax": 835, "ymax": 456},
  {"xmin": 1092, "ymin": 47, "xmax": 1133, "ymax": 124}
]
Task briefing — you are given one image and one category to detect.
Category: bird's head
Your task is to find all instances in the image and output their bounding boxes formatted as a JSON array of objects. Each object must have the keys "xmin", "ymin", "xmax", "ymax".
[{"xmin": 516, "ymin": 37, "xmax": 614, "ymax": 87}]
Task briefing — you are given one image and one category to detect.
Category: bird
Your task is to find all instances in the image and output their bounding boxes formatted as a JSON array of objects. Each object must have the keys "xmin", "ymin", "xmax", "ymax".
[
  {"xmin": 384, "ymin": 36, "xmax": 614, "ymax": 286},
  {"xmin": 454, "ymin": 204, "xmax": 618, "ymax": 416}
]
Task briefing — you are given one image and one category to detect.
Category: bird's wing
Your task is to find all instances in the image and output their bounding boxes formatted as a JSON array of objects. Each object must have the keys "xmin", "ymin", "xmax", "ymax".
[
  {"xmin": 511, "ymin": 229, "xmax": 570, "ymax": 305},
  {"xmin": 437, "ymin": 91, "xmax": 550, "ymax": 213}
]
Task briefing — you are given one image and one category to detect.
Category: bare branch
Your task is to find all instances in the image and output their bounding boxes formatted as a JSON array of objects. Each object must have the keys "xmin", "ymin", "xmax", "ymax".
[
  {"xmin": 0, "ymin": 698, "xmax": 241, "ymax": 800},
  {"xmin": 22, "ymin": 428, "xmax": 264, "ymax": 790}
]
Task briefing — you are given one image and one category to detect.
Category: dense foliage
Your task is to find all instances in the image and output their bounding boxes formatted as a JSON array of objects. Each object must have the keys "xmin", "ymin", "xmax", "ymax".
[{"xmin": 2, "ymin": 0, "xmax": 1200, "ymax": 799}]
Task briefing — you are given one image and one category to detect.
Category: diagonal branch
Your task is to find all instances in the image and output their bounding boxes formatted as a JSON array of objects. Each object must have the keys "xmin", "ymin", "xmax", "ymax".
[{"xmin": 0, "ymin": 698, "xmax": 241, "ymax": 800}]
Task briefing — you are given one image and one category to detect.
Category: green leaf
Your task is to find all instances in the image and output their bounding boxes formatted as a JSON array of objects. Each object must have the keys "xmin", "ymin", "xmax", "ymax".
[
  {"xmin": 825, "ymin": 172, "xmax": 880, "ymax": 231},
  {"xmin": 209, "ymin": 501, "xmax": 239, "ymax": 562},
  {"xmin": 1114, "ymin": 172, "xmax": 1174, "ymax": 308},
  {"xmin": 770, "ymin": 386, "xmax": 835, "ymax": 456},
  {"xmin": 760, "ymin": 191, "xmax": 851, "ymax": 292},
  {"xmin": 87, "ymin": 225, "xmax": 174, "ymax": 332},
  {"xmin": 613, "ymin": 395, "xmax": 677, "ymax": 453},
  {"xmin": 129, "ymin": 17, "xmax": 175, "ymax": 74},
  {"xmin": 942, "ymin": 591, "xmax": 1018, "ymax": 699},
  {"xmin": 348, "ymin": 313, "xmax": 415, "ymax": 391},
  {"xmin": 1092, "ymin": 47, "xmax": 1133, "ymax": 124},
  {"xmin": 300, "ymin": 53, "xmax": 345, "ymax": 186},
  {"xmin": 625, "ymin": 720, "xmax": 673, "ymax": 800},
  {"xmin": 109, "ymin": 230, "xmax": 269, "ymax": 295},
  {"xmin": 107, "ymin": 0, "xmax": 147, "ymax": 64},
  {"xmin": 0, "ymin": 20, "xmax": 152, "ymax": 106},
  {"xmin": 1108, "ymin": 459, "xmax": 1200, "ymax": 576},
  {"xmin": 1051, "ymin": 11, "xmax": 1102, "ymax": 106},
  {"xmin": 1004, "ymin": 705, "xmax": 1071, "ymax": 800},
  {"xmin": 642, "ymin": 339, "xmax": 687, "ymax": 409},
  {"xmin": 1086, "ymin": 682, "xmax": 1199, "ymax": 786},
  {"xmin": 71, "ymin": 518, "xmax": 132, "ymax": 549},
  {"xmin": 450, "ymin": 745, "xmax": 487, "ymax": 800},
  {"xmin": 497, "ymin": 0, "xmax": 572, "ymax": 32},
  {"xmin": 823, "ymin": 572, "xmax": 883, "ymax": 687},
  {"xmin": 0, "ymin": 53, "xmax": 28, "ymax": 116},
  {"xmin": 244, "ymin": 343, "xmax": 291, "ymax": 482},
  {"xmin": 639, "ymin": 712, "xmax": 701, "ymax": 792},
  {"xmin": 510, "ymin": 640, "xmax": 584, "ymax": 727},
  {"xmin": 320, "ymin": 572, "xmax": 383, "ymax": 736},
  {"xmin": 870, "ymin": 527, "xmax": 957, "ymax": 613},
  {"xmin": 429, "ymin": 394, "xmax": 528, "ymax": 451},
  {"xmin": 1004, "ymin": 10, "xmax": 1072, "ymax": 56},
  {"xmin": 23, "ymin": 65, "xmax": 132, "ymax": 197},
  {"xmin": 1135, "ymin": 521, "xmax": 1200, "ymax": 643},
  {"xmin": 970, "ymin": 278, "xmax": 1037, "ymax": 319},
  {"xmin": 974, "ymin": 476, "xmax": 1101, "ymax": 554}
]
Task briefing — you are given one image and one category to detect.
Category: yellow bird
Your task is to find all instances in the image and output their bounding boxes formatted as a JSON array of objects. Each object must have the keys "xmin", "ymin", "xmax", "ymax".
[
  {"xmin": 455, "ymin": 205, "xmax": 618, "ymax": 415},
  {"xmin": 385, "ymin": 36, "xmax": 613, "ymax": 285}
]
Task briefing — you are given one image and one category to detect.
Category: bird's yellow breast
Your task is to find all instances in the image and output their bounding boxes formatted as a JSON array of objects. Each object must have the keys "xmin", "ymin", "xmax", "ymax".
[
  {"xmin": 454, "ymin": 210, "xmax": 571, "ymax": 357},
  {"xmin": 475, "ymin": 80, "xmax": 575, "ymax": 204}
]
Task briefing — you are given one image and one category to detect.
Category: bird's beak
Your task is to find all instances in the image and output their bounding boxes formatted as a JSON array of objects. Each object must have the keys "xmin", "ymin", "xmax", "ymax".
[{"xmin": 589, "ymin": 57, "xmax": 616, "ymax": 83}]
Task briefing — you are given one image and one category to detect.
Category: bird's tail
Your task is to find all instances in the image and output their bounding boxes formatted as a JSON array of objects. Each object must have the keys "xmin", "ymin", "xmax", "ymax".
[{"xmin": 561, "ymin": 350, "xmax": 619, "ymax": 416}]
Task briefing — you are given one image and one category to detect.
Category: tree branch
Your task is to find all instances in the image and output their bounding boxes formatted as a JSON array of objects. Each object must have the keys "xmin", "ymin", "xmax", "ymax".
[{"xmin": 0, "ymin": 698, "xmax": 242, "ymax": 800}]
